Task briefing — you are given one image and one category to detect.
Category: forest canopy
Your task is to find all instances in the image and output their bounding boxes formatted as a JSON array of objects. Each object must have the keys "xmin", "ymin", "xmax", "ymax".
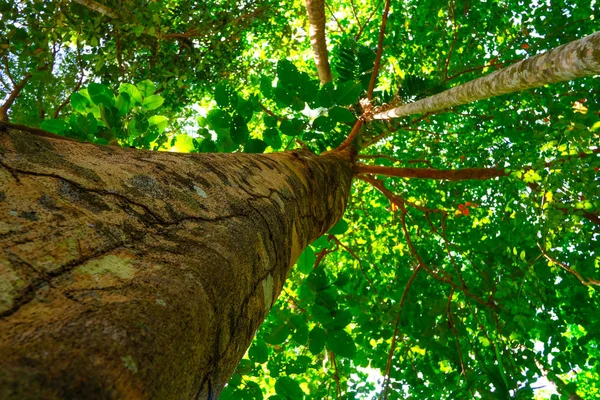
[{"xmin": 1, "ymin": 0, "xmax": 599, "ymax": 398}]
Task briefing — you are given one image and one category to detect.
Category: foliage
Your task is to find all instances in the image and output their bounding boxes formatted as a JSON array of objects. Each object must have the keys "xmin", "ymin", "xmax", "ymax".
[{"xmin": 2, "ymin": 0, "xmax": 599, "ymax": 399}]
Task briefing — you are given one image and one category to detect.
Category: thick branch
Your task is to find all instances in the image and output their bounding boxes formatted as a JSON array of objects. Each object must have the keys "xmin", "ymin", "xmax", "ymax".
[
  {"xmin": 305, "ymin": 0, "xmax": 332, "ymax": 84},
  {"xmin": 0, "ymin": 73, "xmax": 32, "ymax": 122},
  {"xmin": 355, "ymin": 164, "xmax": 507, "ymax": 180},
  {"xmin": 373, "ymin": 30, "xmax": 600, "ymax": 119},
  {"xmin": 72, "ymin": 0, "xmax": 120, "ymax": 19}
]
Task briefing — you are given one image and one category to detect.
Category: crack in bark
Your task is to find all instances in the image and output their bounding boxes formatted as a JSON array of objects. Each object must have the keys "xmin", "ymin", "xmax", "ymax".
[
  {"xmin": 0, "ymin": 243, "xmax": 126, "ymax": 318},
  {"xmin": 0, "ymin": 160, "xmax": 246, "ymax": 227}
]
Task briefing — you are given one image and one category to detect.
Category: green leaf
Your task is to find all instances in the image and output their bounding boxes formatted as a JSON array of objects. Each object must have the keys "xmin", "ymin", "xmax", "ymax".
[
  {"xmin": 297, "ymin": 246, "xmax": 316, "ymax": 274},
  {"xmin": 198, "ymin": 138, "xmax": 218, "ymax": 152},
  {"xmin": 244, "ymin": 139, "xmax": 268, "ymax": 153},
  {"xmin": 275, "ymin": 377, "xmax": 304, "ymax": 399},
  {"xmin": 130, "ymin": 116, "xmax": 149, "ymax": 135},
  {"xmin": 280, "ymin": 118, "xmax": 304, "ymax": 136},
  {"xmin": 115, "ymin": 92, "xmax": 131, "ymax": 116},
  {"xmin": 263, "ymin": 128, "xmax": 282, "ymax": 150},
  {"xmin": 287, "ymin": 355, "xmax": 311, "ymax": 374},
  {"xmin": 119, "ymin": 83, "xmax": 142, "ymax": 104},
  {"xmin": 308, "ymin": 327, "xmax": 326, "ymax": 355},
  {"xmin": 41, "ymin": 119, "xmax": 69, "ymax": 134},
  {"xmin": 99, "ymin": 104, "xmax": 121, "ymax": 130},
  {"xmin": 88, "ymin": 83, "xmax": 114, "ymax": 107},
  {"xmin": 264, "ymin": 115, "xmax": 278, "ymax": 128},
  {"xmin": 236, "ymin": 359, "xmax": 254, "ymax": 375},
  {"xmin": 148, "ymin": 115, "xmax": 168, "ymax": 132},
  {"xmin": 313, "ymin": 116, "xmax": 336, "ymax": 132},
  {"xmin": 215, "ymin": 81, "xmax": 238, "ymax": 109},
  {"xmin": 70, "ymin": 92, "xmax": 91, "ymax": 114},
  {"xmin": 329, "ymin": 106, "xmax": 355, "ymax": 123},
  {"xmin": 292, "ymin": 321, "xmax": 309, "ymax": 346},
  {"xmin": 317, "ymin": 82, "xmax": 335, "ymax": 108},
  {"xmin": 328, "ymin": 219, "xmax": 349, "ymax": 235},
  {"xmin": 136, "ymin": 79, "xmax": 156, "ymax": 97},
  {"xmin": 311, "ymin": 235, "xmax": 330, "ymax": 249},
  {"xmin": 326, "ymin": 329, "xmax": 356, "ymax": 358},
  {"xmin": 334, "ymin": 80, "xmax": 363, "ymax": 106},
  {"xmin": 142, "ymin": 95, "xmax": 164, "ymax": 111},
  {"xmin": 276, "ymin": 59, "xmax": 302, "ymax": 88},
  {"xmin": 327, "ymin": 309, "xmax": 353, "ymax": 329},
  {"xmin": 265, "ymin": 324, "xmax": 290, "ymax": 345},
  {"xmin": 248, "ymin": 339, "xmax": 269, "ymax": 363},
  {"xmin": 231, "ymin": 114, "xmax": 249, "ymax": 145},
  {"xmin": 236, "ymin": 97, "xmax": 254, "ymax": 122},
  {"xmin": 69, "ymin": 113, "xmax": 97, "ymax": 139},
  {"xmin": 311, "ymin": 304, "xmax": 333, "ymax": 324},
  {"xmin": 259, "ymin": 75, "xmax": 273, "ymax": 98},
  {"xmin": 207, "ymin": 109, "xmax": 232, "ymax": 129},
  {"xmin": 273, "ymin": 86, "xmax": 296, "ymax": 108}
]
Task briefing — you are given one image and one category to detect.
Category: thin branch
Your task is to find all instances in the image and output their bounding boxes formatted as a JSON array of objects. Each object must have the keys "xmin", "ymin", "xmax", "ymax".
[
  {"xmin": 54, "ymin": 41, "xmax": 84, "ymax": 118},
  {"xmin": 356, "ymin": 0, "xmax": 384, "ymax": 40},
  {"xmin": 443, "ymin": 0, "xmax": 459, "ymax": 80},
  {"xmin": 380, "ymin": 208, "xmax": 422, "ymax": 400},
  {"xmin": 355, "ymin": 164, "xmax": 507, "ymax": 181},
  {"xmin": 537, "ymin": 243, "xmax": 600, "ymax": 286},
  {"xmin": 330, "ymin": 236, "xmax": 378, "ymax": 293},
  {"xmin": 348, "ymin": 0, "xmax": 363, "ymax": 34},
  {"xmin": 2, "ymin": 56, "xmax": 16, "ymax": 86},
  {"xmin": 329, "ymin": 351, "xmax": 342, "ymax": 399},
  {"xmin": 447, "ymin": 289, "xmax": 469, "ymax": 383},
  {"xmin": 114, "ymin": 26, "xmax": 125, "ymax": 77},
  {"xmin": 367, "ymin": 0, "xmax": 391, "ymax": 100},
  {"xmin": 334, "ymin": 117, "xmax": 364, "ymax": 151},
  {"xmin": 359, "ymin": 154, "xmax": 435, "ymax": 168},
  {"xmin": 0, "ymin": 73, "xmax": 32, "ymax": 122},
  {"xmin": 324, "ymin": 1, "xmax": 346, "ymax": 34}
]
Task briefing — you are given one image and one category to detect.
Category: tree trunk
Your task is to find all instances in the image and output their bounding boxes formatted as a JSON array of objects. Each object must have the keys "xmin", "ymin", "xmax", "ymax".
[
  {"xmin": 0, "ymin": 124, "xmax": 354, "ymax": 399},
  {"xmin": 373, "ymin": 30, "xmax": 600, "ymax": 120}
]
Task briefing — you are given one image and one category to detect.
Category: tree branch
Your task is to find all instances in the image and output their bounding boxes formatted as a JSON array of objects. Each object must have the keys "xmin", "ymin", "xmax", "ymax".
[
  {"xmin": 537, "ymin": 243, "xmax": 600, "ymax": 286},
  {"xmin": 72, "ymin": 0, "xmax": 120, "ymax": 19},
  {"xmin": 367, "ymin": 0, "xmax": 391, "ymax": 99},
  {"xmin": 373, "ymin": 30, "xmax": 600, "ymax": 119},
  {"xmin": 305, "ymin": 0, "xmax": 332, "ymax": 84},
  {"xmin": 355, "ymin": 164, "xmax": 507, "ymax": 180},
  {"xmin": 0, "ymin": 73, "xmax": 32, "ymax": 122}
]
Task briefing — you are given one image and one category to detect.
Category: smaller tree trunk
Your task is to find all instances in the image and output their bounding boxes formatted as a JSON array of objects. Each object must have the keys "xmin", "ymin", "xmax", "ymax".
[
  {"xmin": 373, "ymin": 30, "xmax": 600, "ymax": 120},
  {"xmin": 305, "ymin": 0, "xmax": 333, "ymax": 84}
]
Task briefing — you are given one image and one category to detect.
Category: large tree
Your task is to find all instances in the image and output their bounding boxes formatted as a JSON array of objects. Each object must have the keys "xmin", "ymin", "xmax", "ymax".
[{"xmin": 1, "ymin": 0, "xmax": 599, "ymax": 398}]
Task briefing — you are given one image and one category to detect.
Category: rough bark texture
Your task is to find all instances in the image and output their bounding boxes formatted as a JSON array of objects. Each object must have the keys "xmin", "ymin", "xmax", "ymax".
[
  {"xmin": 0, "ymin": 125, "xmax": 354, "ymax": 399},
  {"xmin": 305, "ymin": 0, "xmax": 333, "ymax": 84},
  {"xmin": 373, "ymin": 30, "xmax": 600, "ymax": 119}
]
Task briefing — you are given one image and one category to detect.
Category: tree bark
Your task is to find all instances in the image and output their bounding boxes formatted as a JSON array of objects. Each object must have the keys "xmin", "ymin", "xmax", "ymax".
[
  {"xmin": 373, "ymin": 30, "xmax": 600, "ymax": 120},
  {"xmin": 0, "ymin": 125, "xmax": 354, "ymax": 399},
  {"xmin": 305, "ymin": 0, "xmax": 333, "ymax": 84}
]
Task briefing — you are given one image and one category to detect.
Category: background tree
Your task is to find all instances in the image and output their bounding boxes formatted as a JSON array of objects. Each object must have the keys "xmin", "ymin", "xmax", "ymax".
[{"xmin": 1, "ymin": 0, "xmax": 599, "ymax": 398}]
